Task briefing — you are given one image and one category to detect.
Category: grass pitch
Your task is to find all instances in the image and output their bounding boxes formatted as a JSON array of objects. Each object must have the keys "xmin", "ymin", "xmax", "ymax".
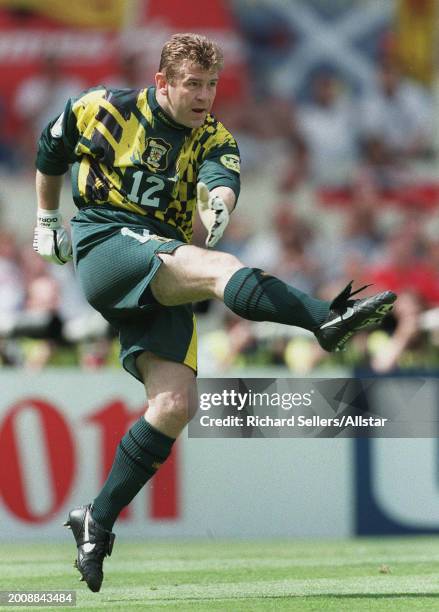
[{"xmin": 1, "ymin": 538, "xmax": 439, "ymax": 610}]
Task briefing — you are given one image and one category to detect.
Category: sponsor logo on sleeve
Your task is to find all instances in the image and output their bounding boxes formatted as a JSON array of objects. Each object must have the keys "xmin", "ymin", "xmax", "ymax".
[{"xmin": 220, "ymin": 154, "xmax": 240, "ymax": 173}]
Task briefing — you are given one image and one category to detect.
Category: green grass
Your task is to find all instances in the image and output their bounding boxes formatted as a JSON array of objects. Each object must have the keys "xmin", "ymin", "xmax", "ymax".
[{"xmin": 1, "ymin": 538, "xmax": 439, "ymax": 610}]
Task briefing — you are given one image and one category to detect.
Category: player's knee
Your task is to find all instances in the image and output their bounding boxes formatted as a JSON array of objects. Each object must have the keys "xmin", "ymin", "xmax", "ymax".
[
  {"xmin": 212, "ymin": 252, "xmax": 243, "ymax": 297},
  {"xmin": 148, "ymin": 388, "xmax": 195, "ymax": 426}
]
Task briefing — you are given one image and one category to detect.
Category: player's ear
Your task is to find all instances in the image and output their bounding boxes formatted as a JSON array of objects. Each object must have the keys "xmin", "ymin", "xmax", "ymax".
[{"xmin": 155, "ymin": 72, "xmax": 168, "ymax": 95}]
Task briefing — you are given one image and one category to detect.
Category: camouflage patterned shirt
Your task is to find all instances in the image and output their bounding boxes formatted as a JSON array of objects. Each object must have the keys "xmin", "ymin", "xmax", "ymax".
[{"xmin": 36, "ymin": 86, "xmax": 240, "ymax": 243}]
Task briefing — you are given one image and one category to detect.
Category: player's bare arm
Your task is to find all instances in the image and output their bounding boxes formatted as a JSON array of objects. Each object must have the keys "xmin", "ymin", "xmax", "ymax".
[{"xmin": 36, "ymin": 169, "xmax": 63, "ymax": 211}]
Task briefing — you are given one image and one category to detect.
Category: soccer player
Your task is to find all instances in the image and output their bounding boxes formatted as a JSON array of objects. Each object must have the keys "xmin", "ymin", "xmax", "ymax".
[{"xmin": 33, "ymin": 33, "xmax": 396, "ymax": 592}]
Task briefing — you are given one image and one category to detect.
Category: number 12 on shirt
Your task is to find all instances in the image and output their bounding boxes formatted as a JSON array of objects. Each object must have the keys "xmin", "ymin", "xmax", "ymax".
[{"xmin": 126, "ymin": 170, "xmax": 166, "ymax": 210}]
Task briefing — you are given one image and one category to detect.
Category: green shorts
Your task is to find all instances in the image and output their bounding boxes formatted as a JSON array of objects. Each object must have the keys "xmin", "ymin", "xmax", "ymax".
[{"xmin": 71, "ymin": 208, "xmax": 197, "ymax": 382}]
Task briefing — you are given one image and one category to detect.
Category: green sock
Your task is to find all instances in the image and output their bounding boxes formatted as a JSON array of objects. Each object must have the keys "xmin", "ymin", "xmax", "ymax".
[
  {"xmin": 91, "ymin": 417, "xmax": 174, "ymax": 530},
  {"xmin": 223, "ymin": 268, "xmax": 329, "ymax": 331}
]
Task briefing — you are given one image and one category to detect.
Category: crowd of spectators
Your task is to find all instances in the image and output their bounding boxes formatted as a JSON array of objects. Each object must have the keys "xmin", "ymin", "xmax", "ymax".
[{"xmin": 0, "ymin": 22, "xmax": 438, "ymax": 375}]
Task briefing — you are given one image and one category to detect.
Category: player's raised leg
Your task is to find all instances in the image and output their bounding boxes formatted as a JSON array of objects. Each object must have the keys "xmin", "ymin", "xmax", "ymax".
[
  {"xmin": 66, "ymin": 353, "xmax": 196, "ymax": 592},
  {"xmin": 151, "ymin": 245, "xmax": 396, "ymax": 351},
  {"xmin": 152, "ymin": 245, "xmax": 330, "ymax": 330}
]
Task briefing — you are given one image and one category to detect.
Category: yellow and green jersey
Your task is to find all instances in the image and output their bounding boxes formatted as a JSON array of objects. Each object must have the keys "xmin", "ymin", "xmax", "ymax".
[{"xmin": 36, "ymin": 86, "xmax": 240, "ymax": 243}]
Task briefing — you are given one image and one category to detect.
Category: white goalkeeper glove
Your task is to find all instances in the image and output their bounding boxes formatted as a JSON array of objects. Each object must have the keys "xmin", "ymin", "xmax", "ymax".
[
  {"xmin": 196, "ymin": 182, "xmax": 230, "ymax": 248},
  {"xmin": 33, "ymin": 208, "xmax": 73, "ymax": 265}
]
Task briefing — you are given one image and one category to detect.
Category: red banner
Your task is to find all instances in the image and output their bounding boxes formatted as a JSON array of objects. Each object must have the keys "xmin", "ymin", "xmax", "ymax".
[{"xmin": 0, "ymin": 394, "xmax": 179, "ymax": 525}]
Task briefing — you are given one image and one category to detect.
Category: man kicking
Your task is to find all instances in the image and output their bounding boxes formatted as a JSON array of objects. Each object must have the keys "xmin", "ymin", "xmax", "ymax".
[{"xmin": 33, "ymin": 33, "xmax": 396, "ymax": 592}]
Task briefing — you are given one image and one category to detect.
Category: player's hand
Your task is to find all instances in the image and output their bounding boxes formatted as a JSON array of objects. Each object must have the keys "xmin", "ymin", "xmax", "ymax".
[
  {"xmin": 196, "ymin": 182, "xmax": 229, "ymax": 248},
  {"xmin": 33, "ymin": 209, "xmax": 73, "ymax": 265}
]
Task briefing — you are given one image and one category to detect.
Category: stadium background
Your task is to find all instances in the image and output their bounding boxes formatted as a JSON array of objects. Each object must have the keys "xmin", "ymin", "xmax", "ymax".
[{"xmin": 0, "ymin": 0, "xmax": 439, "ymax": 544}]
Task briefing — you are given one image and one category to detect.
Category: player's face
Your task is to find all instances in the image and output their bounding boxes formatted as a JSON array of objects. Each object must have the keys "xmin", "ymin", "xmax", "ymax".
[{"xmin": 157, "ymin": 62, "xmax": 219, "ymax": 128}]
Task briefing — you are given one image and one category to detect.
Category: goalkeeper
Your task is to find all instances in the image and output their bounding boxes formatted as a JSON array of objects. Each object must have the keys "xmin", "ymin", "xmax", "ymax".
[{"xmin": 33, "ymin": 33, "xmax": 395, "ymax": 592}]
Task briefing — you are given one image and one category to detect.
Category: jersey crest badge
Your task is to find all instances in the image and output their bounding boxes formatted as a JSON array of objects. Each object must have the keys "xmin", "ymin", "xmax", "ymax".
[{"xmin": 143, "ymin": 138, "xmax": 171, "ymax": 171}]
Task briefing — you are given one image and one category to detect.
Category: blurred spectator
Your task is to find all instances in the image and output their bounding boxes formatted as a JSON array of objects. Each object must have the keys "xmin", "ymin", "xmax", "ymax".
[
  {"xmin": 363, "ymin": 218, "xmax": 439, "ymax": 372},
  {"xmin": 0, "ymin": 230, "xmax": 25, "ymax": 316},
  {"xmin": 220, "ymin": 95, "xmax": 306, "ymax": 176},
  {"xmin": 232, "ymin": 1, "xmax": 295, "ymax": 100},
  {"xmin": 15, "ymin": 247, "xmax": 63, "ymax": 369},
  {"xmin": 369, "ymin": 291, "xmax": 424, "ymax": 373},
  {"xmin": 102, "ymin": 52, "xmax": 147, "ymax": 89},
  {"xmin": 198, "ymin": 309, "xmax": 286, "ymax": 373},
  {"xmin": 281, "ymin": 70, "xmax": 358, "ymax": 190},
  {"xmin": 218, "ymin": 214, "xmax": 253, "ymax": 259},
  {"xmin": 0, "ymin": 244, "xmax": 112, "ymax": 370},
  {"xmin": 359, "ymin": 59, "xmax": 434, "ymax": 163},
  {"xmin": 312, "ymin": 201, "xmax": 384, "ymax": 285},
  {"xmin": 240, "ymin": 203, "xmax": 319, "ymax": 294},
  {"xmin": 22, "ymin": 276, "xmax": 62, "ymax": 368},
  {"xmin": 367, "ymin": 220, "xmax": 439, "ymax": 307},
  {"xmin": 14, "ymin": 53, "xmax": 84, "ymax": 169},
  {"xmin": 0, "ymin": 231, "xmax": 25, "ymax": 365},
  {"xmin": 0, "ymin": 95, "xmax": 18, "ymax": 171},
  {"xmin": 354, "ymin": 134, "xmax": 409, "ymax": 194}
]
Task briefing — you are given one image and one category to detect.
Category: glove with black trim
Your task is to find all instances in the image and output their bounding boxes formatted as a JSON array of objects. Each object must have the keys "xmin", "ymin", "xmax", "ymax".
[
  {"xmin": 33, "ymin": 208, "xmax": 73, "ymax": 265},
  {"xmin": 196, "ymin": 182, "xmax": 230, "ymax": 248}
]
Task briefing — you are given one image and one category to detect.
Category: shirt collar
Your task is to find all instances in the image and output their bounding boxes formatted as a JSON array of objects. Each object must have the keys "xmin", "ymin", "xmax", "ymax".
[{"xmin": 148, "ymin": 86, "xmax": 192, "ymax": 133}]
